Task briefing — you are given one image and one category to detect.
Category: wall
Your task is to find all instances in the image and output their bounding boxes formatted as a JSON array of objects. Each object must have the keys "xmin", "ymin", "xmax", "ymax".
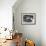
[
  {"xmin": 0, "ymin": 0, "xmax": 17, "ymax": 39},
  {"xmin": 0, "ymin": 0, "xmax": 16, "ymax": 30},
  {"xmin": 13, "ymin": 0, "xmax": 41, "ymax": 46},
  {"xmin": 41, "ymin": 0, "xmax": 46, "ymax": 46},
  {"xmin": 0, "ymin": 0, "xmax": 46, "ymax": 46}
]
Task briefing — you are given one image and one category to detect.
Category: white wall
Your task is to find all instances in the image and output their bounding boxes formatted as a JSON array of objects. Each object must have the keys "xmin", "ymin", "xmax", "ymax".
[
  {"xmin": 13, "ymin": 0, "xmax": 41, "ymax": 46},
  {"xmin": 13, "ymin": 0, "xmax": 46, "ymax": 46},
  {"xmin": 41, "ymin": 0, "xmax": 46, "ymax": 46},
  {"xmin": 0, "ymin": 0, "xmax": 46, "ymax": 46},
  {"xmin": 0, "ymin": 0, "xmax": 16, "ymax": 29}
]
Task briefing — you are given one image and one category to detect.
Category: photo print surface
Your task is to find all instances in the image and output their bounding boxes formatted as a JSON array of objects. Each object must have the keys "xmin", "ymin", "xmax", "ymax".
[{"xmin": 21, "ymin": 13, "xmax": 36, "ymax": 25}]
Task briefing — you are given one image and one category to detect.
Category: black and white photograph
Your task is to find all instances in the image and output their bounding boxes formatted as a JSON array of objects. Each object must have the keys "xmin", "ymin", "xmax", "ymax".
[{"xmin": 21, "ymin": 13, "xmax": 36, "ymax": 25}]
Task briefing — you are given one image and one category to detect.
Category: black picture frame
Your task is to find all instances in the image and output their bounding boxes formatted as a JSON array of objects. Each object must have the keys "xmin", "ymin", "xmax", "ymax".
[{"xmin": 21, "ymin": 13, "xmax": 36, "ymax": 25}]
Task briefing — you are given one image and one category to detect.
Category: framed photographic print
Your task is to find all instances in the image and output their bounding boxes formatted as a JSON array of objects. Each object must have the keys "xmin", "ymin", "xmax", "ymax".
[{"xmin": 21, "ymin": 13, "xmax": 36, "ymax": 25}]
